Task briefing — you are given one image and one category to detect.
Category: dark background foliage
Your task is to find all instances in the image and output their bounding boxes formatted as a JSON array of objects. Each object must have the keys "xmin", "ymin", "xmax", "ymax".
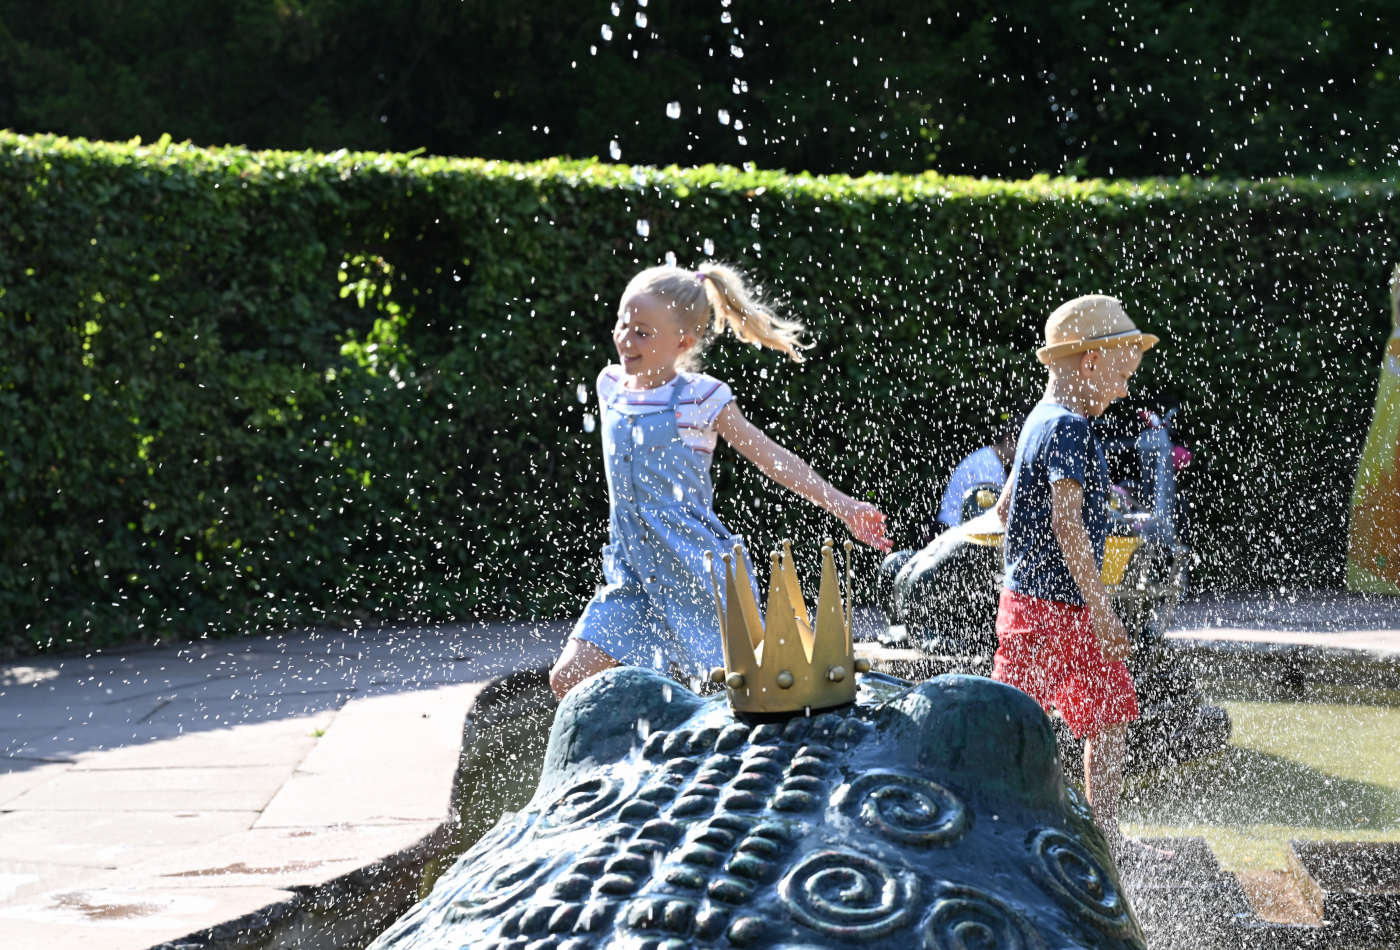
[
  {"xmin": 0, "ymin": 133, "xmax": 1393, "ymax": 656},
  {"xmin": 0, "ymin": 0, "xmax": 1396, "ymax": 179}
]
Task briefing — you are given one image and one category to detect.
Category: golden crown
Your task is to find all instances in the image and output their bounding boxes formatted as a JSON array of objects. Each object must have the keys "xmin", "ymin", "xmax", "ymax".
[{"xmin": 705, "ymin": 538, "xmax": 870, "ymax": 715}]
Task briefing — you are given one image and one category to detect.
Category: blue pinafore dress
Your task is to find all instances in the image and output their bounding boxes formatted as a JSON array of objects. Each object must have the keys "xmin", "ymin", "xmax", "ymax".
[{"xmin": 570, "ymin": 376, "xmax": 757, "ymax": 679}]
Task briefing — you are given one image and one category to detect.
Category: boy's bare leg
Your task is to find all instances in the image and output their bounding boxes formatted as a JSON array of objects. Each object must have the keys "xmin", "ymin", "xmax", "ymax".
[
  {"xmin": 1086, "ymin": 722, "xmax": 1174, "ymax": 865},
  {"xmin": 549, "ymin": 638, "xmax": 620, "ymax": 700},
  {"xmin": 1085, "ymin": 721, "xmax": 1127, "ymax": 836}
]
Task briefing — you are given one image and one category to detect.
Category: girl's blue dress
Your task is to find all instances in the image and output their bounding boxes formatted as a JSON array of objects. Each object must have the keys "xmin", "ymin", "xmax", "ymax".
[{"xmin": 570, "ymin": 373, "xmax": 757, "ymax": 680}]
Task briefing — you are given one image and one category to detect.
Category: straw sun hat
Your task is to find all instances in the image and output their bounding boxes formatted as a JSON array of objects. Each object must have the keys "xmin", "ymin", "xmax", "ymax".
[{"xmin": 1036, "ymin": 294, "xmax": 1160, "ymax": 365}]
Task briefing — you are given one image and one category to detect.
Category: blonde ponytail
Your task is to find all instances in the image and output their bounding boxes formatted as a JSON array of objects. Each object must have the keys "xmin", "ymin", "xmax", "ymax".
[
  {"xmin": 697, "ymin": 262, "xmax": 808, "ymax": 363},
  {"xmin": 618, "ymin": 262, "xmax": 807, "ymax": 371}
]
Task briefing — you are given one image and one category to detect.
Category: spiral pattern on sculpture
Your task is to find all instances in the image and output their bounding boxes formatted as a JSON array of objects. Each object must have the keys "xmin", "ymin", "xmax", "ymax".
[
  {"xmin": 537, "ymin": 773, "xmax": 625, "ymax": 833},
  {"xmin": 922, "ymin": 882, "xmax": 1047, "ymax": 950},
  {"xmin": 842, "ymin": 772, "xmax": 969, "ymax": 845},
  {"xmin": 779, "ymin": 849, "xmax": 921, "ymax": 939},
  {"xmin": 451, "ymin": 851, "xmax": 565, "ymax": 917},
  {"xmin": 1027, "ymin": 828, "xmax": 1134, "ymax": 937}
]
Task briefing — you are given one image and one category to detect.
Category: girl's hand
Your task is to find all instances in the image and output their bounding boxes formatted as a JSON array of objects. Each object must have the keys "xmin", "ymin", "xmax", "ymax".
[{"xmin": 842, "ymin": 501, "xmax": 893, "ymax": 552}]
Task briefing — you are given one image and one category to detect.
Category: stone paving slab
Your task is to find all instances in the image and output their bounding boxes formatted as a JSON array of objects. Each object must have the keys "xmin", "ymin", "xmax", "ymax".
[
  {"xmin": 0, "ymin": 620, "xmax": 571, "ymax": 950},
  {"xmin": 0, "ymin": 810, "xmax": 257, "ymax": 869},
  {"xmin": 1168, "ymin": 590, "xmax": 1400, "ymax": 654},
  {"xmin": 0, "ymin": 884, "xmax": 297, "ymax": 950},
  {"xmin": 256, "ymin": 683, "xmax": 485, "ymax": 828}
]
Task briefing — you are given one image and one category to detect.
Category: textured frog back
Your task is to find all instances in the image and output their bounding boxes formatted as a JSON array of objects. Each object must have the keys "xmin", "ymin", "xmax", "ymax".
[{"xmin": 369, "ymin": 667, "xmax": 1146, "ymax": 950}]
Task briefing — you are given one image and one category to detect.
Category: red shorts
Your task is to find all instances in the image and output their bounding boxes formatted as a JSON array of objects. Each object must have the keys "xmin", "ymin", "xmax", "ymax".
[{"xmin": 992, "ymin": 588, "xmax": 1139, "ymax": 740}]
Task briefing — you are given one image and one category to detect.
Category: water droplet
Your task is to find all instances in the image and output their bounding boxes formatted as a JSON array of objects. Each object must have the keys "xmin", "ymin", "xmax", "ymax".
[
  {"xmin": 750, "ymin": 213, "xmax": 760, "ymax": 229},
  {"xmin": 610, "ymin": 1, "xmax": 620, "ymax": 13},
  {"xmin": 636, "ymin": 219, "xmax": 650, "ymax": 238},
  {"xmin": 609, "ymin": 140, "xmax": 622, "ymax": 161},
  {"xmin": 666, "ymin": 101, "xmax": 681, "ymax": 119},
  {"xmin": 730, "ymin": 45, "xmax": 744, "ymax": 58},
  {"xmin": 583, "ymin": 413, "xmax": 596, "ymax": 433},
  {"xmin": 718, "ymin": 110, "xmax": 730, "ymax": 126},
  {"xmin": 703, "ymin": 238, "xmax": 715, "ymax": 256},
  {"xmin": 734, "ymin": 119, "xmax": 744, "ymax": 131},
  {"xmin": 635, "ymin": 11, "xmax": 647, "ymax": 27},
  {"xmin": 601, "ymin": 23, "xmax": 613, "ymax": 41},
  {"xmin": 737, "ymin": 136, "xmax": 748, "ymax": 145},
  {"xmin": 665, "ymin": 251, "xmax": 677, "ymax": 267},
  {"xmin": 576, "ymin": 383, "xmax": 588, "ymax": 404}
]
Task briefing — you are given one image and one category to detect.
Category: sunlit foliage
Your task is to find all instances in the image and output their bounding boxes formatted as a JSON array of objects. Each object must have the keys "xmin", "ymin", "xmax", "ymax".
[{"xmin": 0, "ymin": 132, "xmax": 1391, "ymax": 655}]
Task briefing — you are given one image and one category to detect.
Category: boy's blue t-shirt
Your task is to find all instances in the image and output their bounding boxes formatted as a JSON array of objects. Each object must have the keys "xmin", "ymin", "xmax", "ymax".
[{"xmin": 1003, "ymin": 402, "xmax": 1110, "ymax": 606}]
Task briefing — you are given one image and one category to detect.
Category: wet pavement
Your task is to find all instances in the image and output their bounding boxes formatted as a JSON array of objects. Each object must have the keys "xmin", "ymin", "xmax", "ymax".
[
  {"xmin": 0, "ymin": 592, "xmax": 1395, "ymax": 948},
  {"xmin": 1168, "ymin": 590, "xmax": 1400, "ymax": 654},
  {"xmin": 0, "ymin": 621, "xmax": 570, "ymax": 950}
]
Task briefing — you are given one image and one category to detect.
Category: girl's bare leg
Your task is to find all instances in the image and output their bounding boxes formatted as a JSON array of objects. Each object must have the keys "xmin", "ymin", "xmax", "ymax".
[{"xmin": 549, "ymin": 638, "xmax": 620, "ymax": 700}]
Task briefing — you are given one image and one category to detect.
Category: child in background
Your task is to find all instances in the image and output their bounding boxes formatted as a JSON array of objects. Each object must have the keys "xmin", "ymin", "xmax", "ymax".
[
  {"xmin": 549, "ymin": 263, "xmax": 892, "ymax": 700},
  {"xmin": 992, "ymin": 294, "xmax": 1170, "ymax": 864}
]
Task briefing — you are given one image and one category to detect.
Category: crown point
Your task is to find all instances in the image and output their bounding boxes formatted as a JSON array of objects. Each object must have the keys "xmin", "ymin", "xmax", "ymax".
[
  {"xmin": 782, "ymin": 539, "xmax": 793, "ymax": 552},
  {"xmin": 721, "ymin": 552, "xmax": 732, "ymax": 565},
  {"xmin": 844, "ymin": 540, "xmax": 854, "ymax": 552},
  {"xmin": 709, "ymin": 667, "xmax": 727, "ymax": 684},
  {"xmin": 770, "ymin": 551, "xmax": 782, "ymax": 566},
  {"xmin": 854, "ymin": 657, "xmax": 872, "ymax": 674},
  {"xmin": 726, "ymin": 672, "xmax": 746, "ymax": 690},
  {"xmin": 824, "ymin": 536, "xmax": 835, "ymax": 548},
  {"xmin": 776, "ymin": 670, "xmax": 794, "ymax": 689},
  {"xmin": 826, "ymin": 665, "xmax": 847, "ymax": 683}
]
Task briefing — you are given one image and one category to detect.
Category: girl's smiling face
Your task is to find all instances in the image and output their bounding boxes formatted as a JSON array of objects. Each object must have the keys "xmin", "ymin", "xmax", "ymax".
[{"xmin": 613, "ymin": 293, "xmax": 697, "ymax": 387}]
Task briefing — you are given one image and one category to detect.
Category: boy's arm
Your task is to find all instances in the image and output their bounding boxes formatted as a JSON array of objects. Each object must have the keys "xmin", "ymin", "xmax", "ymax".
[
  {"xmin": 994, "ymin": 473, "xmax": 1015, "ymax": 526},
  {"xmin": 1050, "ymin": 478, "xmax": 1130, "ymax": 661}
]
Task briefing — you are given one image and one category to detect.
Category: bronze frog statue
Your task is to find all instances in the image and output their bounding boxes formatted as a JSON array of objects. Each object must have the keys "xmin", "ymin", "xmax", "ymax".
[
  {"xmin": 369, "ymin": 667, "xmax": 1145, "ymax": 950},
  {"xmin": 371, "ymin": 542, "xmax": 1145, "ymax": 950}
]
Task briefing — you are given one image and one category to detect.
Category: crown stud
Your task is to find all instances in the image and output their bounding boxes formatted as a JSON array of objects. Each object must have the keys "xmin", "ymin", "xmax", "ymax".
[{"xmin": 711, "ymin": 538, "xmax": 861, "ymax": 714}]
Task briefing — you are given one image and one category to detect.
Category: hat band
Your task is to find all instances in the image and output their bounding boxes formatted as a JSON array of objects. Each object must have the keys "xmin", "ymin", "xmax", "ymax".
[{"xmin": 1081, "ymin": 327, "xmax": 1143, "ymax": 344}]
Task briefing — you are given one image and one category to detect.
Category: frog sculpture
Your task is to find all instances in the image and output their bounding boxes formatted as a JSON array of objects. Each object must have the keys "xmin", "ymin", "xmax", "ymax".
[{"xmin": 369, "ymin": 542, "xmax": 1145, "ymax": 950}]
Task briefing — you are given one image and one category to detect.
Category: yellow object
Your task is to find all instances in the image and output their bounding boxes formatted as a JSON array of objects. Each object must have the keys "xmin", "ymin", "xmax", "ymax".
[
  {"xmin": 976, "ymin": 489, "xmax": 997, "ymax": 509},
  {"xmin": 1101, "ymin": 535, "xmax": 1143, "ymax": 586},
  {"xmin": 712, "ymin": 538, "xmax": 857, "ymax": 714},
  {"xmin": 957, "ymin": 521, "xmax": 1140, "ymax": 585},
  {"xmin": 1348, "ymin": 265, "xmax": 1400, "ymax": 595}
]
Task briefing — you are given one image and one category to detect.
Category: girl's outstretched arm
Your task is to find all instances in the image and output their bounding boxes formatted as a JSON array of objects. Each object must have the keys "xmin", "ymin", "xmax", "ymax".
[{"xmin": 715, "ymin": 403, "xmax": 892, "ymax": 551}]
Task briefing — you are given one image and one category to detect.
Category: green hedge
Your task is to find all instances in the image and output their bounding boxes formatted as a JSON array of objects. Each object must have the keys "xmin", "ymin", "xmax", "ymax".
[{"xmin": 0, "ymin": 131, "xmax": 1394, "ymax": 655}]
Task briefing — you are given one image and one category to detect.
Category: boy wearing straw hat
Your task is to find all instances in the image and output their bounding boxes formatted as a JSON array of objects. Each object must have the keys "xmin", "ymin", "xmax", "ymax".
[{"xmin": 991, "ymin": 294, "xmax": 1167, "ymax": 864}]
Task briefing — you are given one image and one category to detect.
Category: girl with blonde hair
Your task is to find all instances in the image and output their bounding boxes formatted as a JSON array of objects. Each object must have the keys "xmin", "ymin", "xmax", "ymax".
[{"xmin": 549, "ymin": 262, "xmax": 892, "ymax": 699}]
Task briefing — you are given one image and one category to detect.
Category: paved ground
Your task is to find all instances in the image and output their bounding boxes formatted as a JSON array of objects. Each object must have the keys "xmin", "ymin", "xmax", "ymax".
[
  {"xmin": 1167, "ymin": 590, "xmax": 1400, "ymax": 654},
  {"xmin": 1, "ymin": 591, "xmax": 1395, "ymax": 949},
  {"xmin": 0, "ymin": 621, "xmax": 569, "ymax": 950}
]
